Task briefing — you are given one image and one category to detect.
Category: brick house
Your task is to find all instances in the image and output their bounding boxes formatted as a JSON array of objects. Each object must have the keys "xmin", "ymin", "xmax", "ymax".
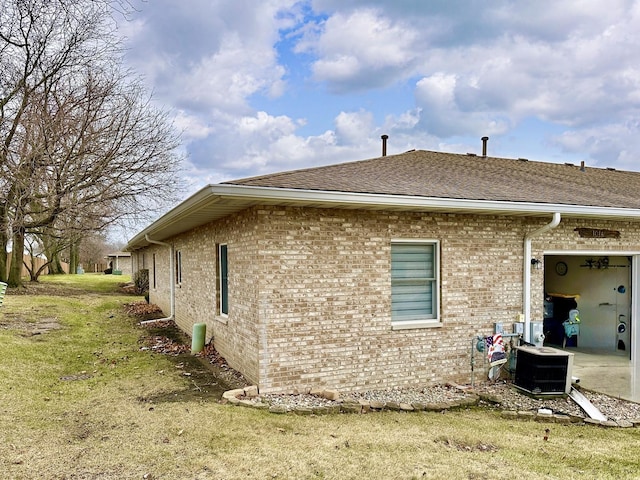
[{"xmin": 126, "ymin": 150, "xmax": 640, "ymax": 393}]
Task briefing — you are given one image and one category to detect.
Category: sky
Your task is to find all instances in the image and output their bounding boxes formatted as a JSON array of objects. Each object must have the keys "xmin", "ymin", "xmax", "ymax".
[{"xmin": 120, "ymin": 0, "xmax": 640, "ymax": 195}]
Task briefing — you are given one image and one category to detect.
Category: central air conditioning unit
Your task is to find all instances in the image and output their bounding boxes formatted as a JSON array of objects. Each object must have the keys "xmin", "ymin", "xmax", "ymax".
[{"xmin": 514, "ymin": 346, "xmax": 574, "ymax": 395}]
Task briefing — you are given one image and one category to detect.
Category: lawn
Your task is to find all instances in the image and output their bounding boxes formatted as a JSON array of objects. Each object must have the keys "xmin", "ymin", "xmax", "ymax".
[{"xmin": 0, "ymin": 274, "xmax": 638, "ymax": 479}]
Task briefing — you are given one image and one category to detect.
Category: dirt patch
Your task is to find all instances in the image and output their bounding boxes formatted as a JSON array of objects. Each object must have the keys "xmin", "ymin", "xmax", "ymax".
[
  {"xmin": 7, "ymin": 282, "xmax": 89, "ymax": 297},
  {"xmin": 0, "ymin": 312, "xmax": 62, "ymax": 336},
  {"xmin": 435, "ymin": 436, "xmax": 499, "ymax": 453},
  {"xmin": 60, "ymin": 373, "xmax": 93, "ymax": 381},
  {"xmin": 6, "ymin": 280, "xmax": 130, "ymax": 297},
  {"xmin": 136, "ymin": 317, "xmax": 249, "ymax": 403}
]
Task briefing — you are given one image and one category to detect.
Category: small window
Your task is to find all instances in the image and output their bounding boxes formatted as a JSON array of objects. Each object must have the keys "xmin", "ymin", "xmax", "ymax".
[
  {"xmin": 152, "ymin": 253, "xmax": 157, "ymax": 289},
  {"xmin": 219, "ymin": 244, "xmax": 228, "ymax": 316},
  {"xmin": 175, "ymin": 250, "xmax": 182, "ymax": 285},
  {"xmin": 391, "ymin": 241, "xmax": 439, "ymax": 327}
]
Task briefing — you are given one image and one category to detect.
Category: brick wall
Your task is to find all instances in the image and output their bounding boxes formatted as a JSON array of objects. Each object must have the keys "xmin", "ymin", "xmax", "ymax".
[
  {"xmin": 529, "ymin": 219, "xmax": 640, "ymax": 319},
  {"xmin": 143, "ymin": 208, "xmax": 262, "ymax": 385},
  {"xmin": 256, "ymin": 207, "xmax": 529, "ymax": 392},
  {"xmin": 142, "ymin": 246, "xmax": 171, "ymax": 316},
  {"xmin": 136, "ymin": 206, "xmax": 640, "ymax": 394}
]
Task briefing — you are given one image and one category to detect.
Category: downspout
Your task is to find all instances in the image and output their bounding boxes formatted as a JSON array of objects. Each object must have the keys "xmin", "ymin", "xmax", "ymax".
[
  {"xmin": 142, "ymin": 234, "xmax": 175, "ymax": 324},
  {"xmin": 523, "ymin": 213, "xmax": 561, "ymax": 342}
]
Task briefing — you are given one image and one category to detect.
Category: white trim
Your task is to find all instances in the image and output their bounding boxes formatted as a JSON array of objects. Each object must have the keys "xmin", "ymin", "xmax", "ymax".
[
  {"xmin": 392, "ymin": 320, "xmax": 442, "ymax": 330},
  {"xmin": 523, "ymin": 213, "xmax": 561, "ymax": 342},
  {"xmin": 631, "ymin": 256, "xmax": 640, "ymax": 399},
  {"xmin": 214, "ymin": 184, "xmax": 640, "ymax": 218},
  {"xmin": 391, "ymin": 238, "xmax": 440, "ymax": 243},
  {"xmin": 126, "ymin": 183, "xmax": 640, "ymax": 250},
  {"xmin": 631, "ymin": 256, "xmax": 639, "ymax": 366},
  {"xmin": 545, "ymin": 250, "xmax": 640, "ymax": 256}
]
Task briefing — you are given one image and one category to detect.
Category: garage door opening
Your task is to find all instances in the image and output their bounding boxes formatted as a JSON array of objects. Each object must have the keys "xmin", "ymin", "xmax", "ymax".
[
  {"xmin": 544, "ymin": 254, "xmax": 632, "ymax": 357},
  {"xmin": 541, "ymin": 254, "xmax": 640, "ymax": 401}
]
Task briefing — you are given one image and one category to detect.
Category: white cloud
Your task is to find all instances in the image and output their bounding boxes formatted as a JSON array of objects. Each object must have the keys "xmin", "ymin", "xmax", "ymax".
[
  {"xmin": 173, "ymin": 111, "xmax": 213, "ymax": 141},
  {"xmin": 124, "ymin": 0, "xmax": 292, "ymax": 114},
  {"xmin": 178, "ymin": 107, "xmax": 395, "ymax": 185},
  {"xmin": 552, "ymin": 119, "xmax": 640, "ymax": 170},
  {"xmin": 299, "ymin": 1, "xmax": 640, "ymax": 130},
  {"xmin": 413, "ymin": 73, "xmax": 510, "ymax": 137},
  {"xmin": 121, "ymin": 0, "xmax": 640, "ymax": 199},
  {"xmin": 178, "ymin": 35, "xmax": 285, "ymax": 113},
  {"xmin": 492, "ymin": 0, "xmax": 632, "ymax": 42},
  {"xmin": 334, "ymin": 110, "xmax": 375, "ymax": 144},
  {"xmin": 301, "ymin": 8, "xmax": 422, "ymax": 91}
]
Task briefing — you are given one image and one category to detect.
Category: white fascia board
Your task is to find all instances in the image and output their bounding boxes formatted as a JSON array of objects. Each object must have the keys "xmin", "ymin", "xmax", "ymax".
[
  {"xmin": 545, "ymin": 250, "xmax": 640, "ymax": 256},
  {"xmin": 127, "ymin": 183, "xmax": 640, "ymax": 250},
  {"xmin": 212, "ymin": 184, "xmax": 640, "ymax": 218},
  {"xmin": 127, "ymin": 185, "xmax": 220, "ymax": 249}
]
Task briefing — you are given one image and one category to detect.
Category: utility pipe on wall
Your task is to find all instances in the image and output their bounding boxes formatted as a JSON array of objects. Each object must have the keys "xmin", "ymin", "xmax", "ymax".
[
  {"xmin": 523, "ymin": 213, "xmax": 561, "ymax": 342},
  {"xmin": 142, "ymin": 234, "xmax": 175, "ymax": 324}
]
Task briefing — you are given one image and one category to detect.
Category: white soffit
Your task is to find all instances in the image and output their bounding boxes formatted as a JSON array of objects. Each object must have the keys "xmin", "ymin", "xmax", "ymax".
[{"xmin": 126, "ymin": 184, "xmax": 640, "ymax": 250}]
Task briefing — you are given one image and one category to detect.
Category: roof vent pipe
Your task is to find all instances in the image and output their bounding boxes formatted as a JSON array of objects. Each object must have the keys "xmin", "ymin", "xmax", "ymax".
[
  {"xmin": 481, "ymin": 136, "xmax": 489, "ymax": 157},
  {"xmin": 381, "ymin": 134, "xmax": 389, "ymax": 157}
]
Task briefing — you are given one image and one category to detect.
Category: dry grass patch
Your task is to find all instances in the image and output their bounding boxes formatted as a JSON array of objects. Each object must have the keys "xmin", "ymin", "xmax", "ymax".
[{"xmin": 1, "ymin": 274, "xmax": 640, "ymax": 479}]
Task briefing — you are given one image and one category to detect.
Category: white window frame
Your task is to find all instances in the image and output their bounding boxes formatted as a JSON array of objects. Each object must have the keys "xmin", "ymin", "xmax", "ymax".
[{"xmin": 391, "ymin": 239, "xmax": 441, "ymax": 330}]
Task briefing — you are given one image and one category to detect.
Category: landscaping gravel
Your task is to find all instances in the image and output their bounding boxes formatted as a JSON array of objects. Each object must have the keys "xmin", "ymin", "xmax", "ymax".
[
  {"xmin": 473, "ymin": 382, "xmax": 640, "ymax": 423},
  {"xmin": 258, "ymin": 381, "xmax": 640, "ymax": 423},
  {"xmin": 141, "ymin": 320, "xmax": 640, "ymax": 424}
]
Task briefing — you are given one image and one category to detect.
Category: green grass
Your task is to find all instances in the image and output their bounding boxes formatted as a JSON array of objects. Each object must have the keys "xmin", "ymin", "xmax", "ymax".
[
  {"xmin": 38, "ymin": 271, "xmax": 132, "ymax": 293},
  {"xmin": 1, "ymin": 274, "xmax": 639, "ymax": 479}
]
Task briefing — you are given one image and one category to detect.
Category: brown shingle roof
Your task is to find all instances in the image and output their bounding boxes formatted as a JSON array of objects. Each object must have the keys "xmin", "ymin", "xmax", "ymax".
[{"xmin": 223, "ymin": 150, "xmax": 640, "ymax": 209}]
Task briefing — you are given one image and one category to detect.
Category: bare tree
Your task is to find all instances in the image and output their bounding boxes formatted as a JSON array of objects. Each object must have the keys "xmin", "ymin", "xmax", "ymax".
[
  {"xmin": 78, "ymin": 232, "xmax": 112, "ymax": 273},
  {"xmin": 0, "ymin": 0, "xmax": 182, "ymax": 286},
  {"xmin": 1, "ymin": 0, "xmax": 114, "ymax": 281}
]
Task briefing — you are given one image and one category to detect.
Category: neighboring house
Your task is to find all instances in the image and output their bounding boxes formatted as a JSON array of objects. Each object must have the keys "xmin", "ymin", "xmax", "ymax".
[
  {"xmin": 105, "ymin": 252, "xmax": 132, "ymax": 276},
  {"xmin": 126, "ymin": 149, "xmax": 640, "ymax": 394}
]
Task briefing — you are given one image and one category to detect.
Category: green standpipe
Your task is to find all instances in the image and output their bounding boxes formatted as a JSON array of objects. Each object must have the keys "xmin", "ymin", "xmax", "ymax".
[{"xmin": 191, "ymin": 323, "xmax": 206, "ymax": 354}]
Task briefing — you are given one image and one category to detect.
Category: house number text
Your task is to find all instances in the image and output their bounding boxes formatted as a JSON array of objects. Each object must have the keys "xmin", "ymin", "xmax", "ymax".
[{"xmin": 574, "ymin": 227, "xmax": 620, "ymax": 239}]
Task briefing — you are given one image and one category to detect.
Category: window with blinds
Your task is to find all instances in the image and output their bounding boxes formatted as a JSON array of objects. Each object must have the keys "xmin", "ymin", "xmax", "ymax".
[{"xmin": 391, "ymin": 242, "xmax": 439, "ymax": 323}]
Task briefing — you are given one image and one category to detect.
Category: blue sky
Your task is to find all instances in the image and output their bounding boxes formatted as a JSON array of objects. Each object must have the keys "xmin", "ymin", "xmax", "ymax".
[{"xmin": 121, "ymin": 0, "xmax": 640, "ymax": 192}]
